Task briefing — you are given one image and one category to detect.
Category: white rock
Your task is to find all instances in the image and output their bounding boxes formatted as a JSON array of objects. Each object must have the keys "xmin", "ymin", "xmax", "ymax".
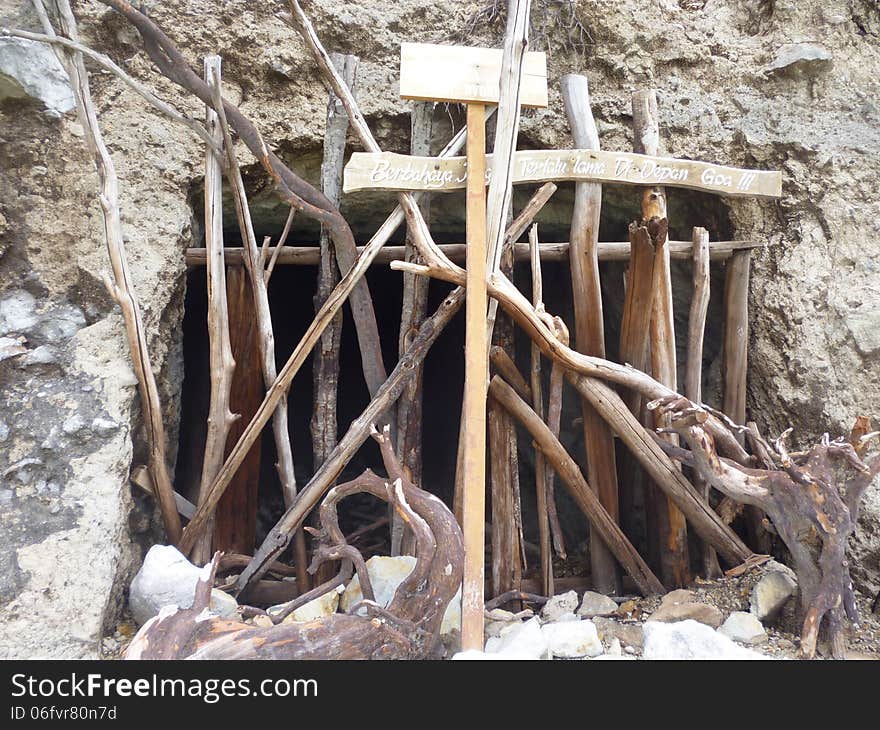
[
  {"xmin": 606, "ymin": 637, "xmax": 623, "ymax": 656},
  {"xmin": 750, "ymin": 567, "xmax": 798, "ymax": 622},
  {"xmin": 0, "ymin": 290, "xmax": 39, "ymax": 336},
  {"xmin": 0, "ymin": 38, "xmax": 76, "ymax": 117},
  {"xmin": 578, "ymin": 591, "xmax": 619, "ymax": 618},
  {"xmin": 643, "ymin": 620, "xmax": 770, "ymax": 660},
  {"xmin": 452, "ymin": 649, "xmax": 538, "ymax": 660},
  {"xmin": 554, "ymin": 612, "xmax": 580, "ymax": 622},
  {"xmin": 0, "ymin": 336, "xmax": 27, "ymax": 363},
  {"xmin": 541, "ymin": 590, "xmax": 579, "ymax": 621},
  {"xmin": 128, "ymin": 545, "xmax": 238, "ymax": 625},
  {"xmin": 340, "ymin": 555, "xmax": 460, "ymax": 636},
  {"xmin": 718, "ymin": 612, "xmax": 768, "ymax": 645},
  {"xmin": 541, "ymin": 619, "xmax": 603, "ymax": 658},
  {"xmin": 485, "ymin": 617, "xmax": 549, "ymax": 659}
]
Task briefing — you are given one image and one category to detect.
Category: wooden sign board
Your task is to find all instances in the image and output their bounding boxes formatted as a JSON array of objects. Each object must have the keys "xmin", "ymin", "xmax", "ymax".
[
  {"xmin": 343, "ymin": 149, "xmax": 782, "ymax": 199},
  {"xmin": 399, "ymin": 42, "xmax": 548, "ymax": 107}
]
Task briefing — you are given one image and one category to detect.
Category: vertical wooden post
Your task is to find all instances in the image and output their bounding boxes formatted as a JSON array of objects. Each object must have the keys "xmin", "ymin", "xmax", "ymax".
[
  {"xmin": 562, "ymin": 73, "xmax": 620, "ymax": 594},
  {"xmin": 394, "ymin": 101, "xmax": 434, "ymax": 556},
  {"xmin": 528, "ymin": 225, "xmax": 554, "ymax": 596},
  {"xmin": 461, "ymin": 101, "xmax": 488, "ymax": 651},
  {"xmin": 686, "ymin": 227, "xmax": 721, "ymax": 577},
  {"xmin": 723, "ymin": 248, "xmax": 769, "ymax": 553},
  {"xmin": 633, "ymin": 89, "xmax": 690, "ymax": 587},
  {"xmin": 194, "ymin": 55, "xmax": 236, "ymax": 565},
  {"xmin": 214, "ymin": 265, "xmax": 262, "ymax": 554}
]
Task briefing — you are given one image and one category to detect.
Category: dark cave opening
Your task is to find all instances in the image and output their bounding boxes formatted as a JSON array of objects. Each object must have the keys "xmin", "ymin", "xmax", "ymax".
[{"xmin": 176, "ymin": 178, "xmax": 737, "ymax": 580}]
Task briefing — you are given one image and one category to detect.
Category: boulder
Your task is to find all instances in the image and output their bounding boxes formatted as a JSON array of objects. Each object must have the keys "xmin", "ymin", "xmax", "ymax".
[
  {"xmin": 0, "ymin": 38, "xmax": 75, "ymax": 118},
  {"xmin": 128, "ymin": 545, "xmax": 238, "ymax": 626},
  {"xmin": 540, "ymin": 590, "xmax": 579, "ymax": 621},
  {"xmin": 643, "ymin": 620, "xmax": 770, "ymax": 660},
  {"xmin": 577, "ymin": 591, "xmax": 618, "ymax": 618},
  {"xmin": 750, "ymin": 566, "xmax": 798, "ymax": 622},
  {"xmin": 718, "ymin": 611, "xmax": 768, "ymax": 645},
  {"xmin": 763, "ymin": 43, "xmax": 833, "ymax": 76},
  {"xmin": 340, "ymin": 555, "xmax": 460, "ymax": 635},
  {"xmin": 269, "ymin": 584, "xmax": 343, "ymax": 623},
  {"xmin": 593, "ymin": 616, "xmax": 645, "ymax": 650},
  {"xmin": 484, "ymin": 617, "xmax": 549, "ymax": 659},
  {"xmin": 541, "ymin": 619, "xmax": 603, "ymax": 658},
  {"xmin": 648, "ymin": 589, "xmax": 723, "ymax": 628}
]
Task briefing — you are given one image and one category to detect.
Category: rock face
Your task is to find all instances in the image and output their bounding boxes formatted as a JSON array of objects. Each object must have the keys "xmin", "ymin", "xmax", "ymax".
[
  {"xmin": 340, "ymin": 555, "xmax": 461, "ymax": 636},
  {"xmin": 128, "ymin": 545, "xmax": 238, "ymax": 626},
  {"xmin": 643, "ymin": 620, "xmax": 769, "ymax": 660},
  {"xmin": 648, "ymin": 590, "xmax": 724, "ymax": 628},
  {"xmin": 2, "ymin": 0, "xmax": 880, "ymax": 658}
]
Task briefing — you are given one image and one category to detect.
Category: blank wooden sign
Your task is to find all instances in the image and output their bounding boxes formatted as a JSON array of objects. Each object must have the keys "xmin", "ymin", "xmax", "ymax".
[{"xmin": 399, "ymin": 42, "xmax": 548, "ymax": 107}]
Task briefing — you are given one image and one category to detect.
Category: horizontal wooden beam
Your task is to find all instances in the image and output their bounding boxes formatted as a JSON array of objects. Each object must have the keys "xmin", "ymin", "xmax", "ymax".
[{"xmin": 186, "ymin": 239, "xmax": 762, "ymax": 267}]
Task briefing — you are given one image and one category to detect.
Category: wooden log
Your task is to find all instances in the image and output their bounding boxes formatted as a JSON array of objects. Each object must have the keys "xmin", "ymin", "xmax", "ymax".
[
  {"xmin": 394, "ymin": 101, "xmax": 434, "ymax": 556},
  {"xmin": 544, "ymin": 358, "xmax": 568, "ymax": 560},
  {"xmin": 489, "ymin": 377, "xmax": 663, "ymax": 596},
  {"xmin": 563, "ymin": 73, "xmax": 620, "ymax": 594},
  {"xmin": 185, "ymin": 239, "xmax": 764, "ymax": 267},
  {"xmin": 686, "ymin": 227, "xmax": 722, "ymax": 578},
  {"xmin": 311, "ymin": 53, "xmax": 356, "ymax": 580},
  {"xmin": 723, "ymin": 249, "xmax": 770, "ymax": 553},
  {"xmin": 528, "ymin": 226, "xmax": 554, "ymax": 596},
  {"xmin": 192, "ymin": 56, "xmax": 235, "ymax": 565},
  {"xmin": 233, "ymin": 288, "xmax": 465, "ymax": 595},
  {"xmin": 490, "ymin": 346, "xmax": 531, "ymax": 402},
  {"xmin": 567, "ymin": 374, "xmax": 751, "ymax": 566},
  {"xmin": 633, "ymin": 89, "xmax": 690, "ymax": 587},
  {"xmin": 213, "ymin": 266, "xmax": 262, "ymax": 555},
  {"xmin": 489, "ymin": 399, "xmax": 522, "ymax": 597},
  {"xmin": 461, "ymin": 101, "xmax": 489, "ymax": 651}
]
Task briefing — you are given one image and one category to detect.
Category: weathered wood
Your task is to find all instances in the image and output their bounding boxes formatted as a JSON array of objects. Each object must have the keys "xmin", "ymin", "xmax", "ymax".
[
  {"xmin": 204, "ymin": 71, "xmax": 309, "ymax": 587},
  {"xmin": 186, "ymin": 238, "xmax": 764, "ymax": 267},
  {"xmin": 343, "ymin": 150, "xmax": 783, "ymax": 198},
  {"xmin": 654, "ymin": 400, "xmax": 880, "ymax": 659},
  {"xmin": 686, "ymin": 227, "xmax": 721, "ymax": 578},
  {"xmin": 490, "ymin": 345, "xmax": 531, "ymax": 402},
  {"xmin": 634, "ymin": 89, "xmax": 690, "ymax": 588},
  {"xmin": 489, "ymin": 399, "xmax": 522, "ymax": 597},
  {"xmin": 545, "ymin": 358, "xmax": 568, "ymax": 559},
  {"xmin": 723, "ymin": 248, "xmax": 769, "ymax": 553},
  {"xmin": 46, "ymin": 2, "xmax": 182, "ymax": 543},
  {"xmin": 234, "ymin": 288, "xmax": 465, "ymax": 596},
  {"xmin": 568, "ymin": 375, "xmax": 752, "ymax": 566},
  {"xmin": 528, "ymin": 225, "xmax": 554, "ymax": 596},
  {"xmin": 490, "ymin": 377, "xmax": 663, "ymax": 596},
  {"xmin": 213, "ymin": 266, "xmax": 262, "ymax": 555},
  {"xmin": 461, "ymin": 101, "xmax": 489, "ymax": 651},
  {"xmin": 394, "ymin": 101, "xmax": 434, "ymax": 556},
  {"xmin": 563, "ymin": 73, "xmax": 620, "ymax": 594},
  {"xmin": 399, "ymin": 42, "xmax": 547, "ymax": 107},
  {"xmin": 192, "ymin": 56, "xmax": 235, "ymax": 565}
]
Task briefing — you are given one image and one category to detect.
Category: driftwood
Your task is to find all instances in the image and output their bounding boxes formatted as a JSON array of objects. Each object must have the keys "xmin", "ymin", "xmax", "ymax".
[
  {"xmin": 633, "ymin": 89, "xmax": 690, "ymax": 587},
  {"xmin": 650, "ymin": 397, "xmax": 880, "ymax": 659},
  {"xmin": 38, "ymin": 0, "xmax": 182, "ymax": 543},
  {"xmin": 563, "ymin": 73, "xmax": 620, "ymax": 594},
  {"xmin": 686, "ymin": 227, "xmax": 722, "ymax": 578},
  {"xmin": 192, "ymin": 56, "xmax": 236, "ymax": 565},
  {"xmin": 127, "ymin": 430, "xmax": 464, "ymax": 660}
]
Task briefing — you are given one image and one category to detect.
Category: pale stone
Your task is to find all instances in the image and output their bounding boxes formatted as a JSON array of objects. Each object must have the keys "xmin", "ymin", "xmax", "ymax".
[
  {"xmin": 649, "ymin": 590, "xmax": 723, "ymax": 628},
  {"xmin": 541, "ymin": 590, "xmax": 579, "ymax": 621},
  {"xmin": 718, "ymin": 611, "xmax": 768, "ymax": 645},
  {"xmin": 0, "ymin": 38, "xmax": 75, "ymax": 117},
  {"xmin": 750, "ymin": 569, "xmax": 798, "ymax": 622},
  {"xmin": 764, "ymin": 43, "xmax": 833, "ymax": 75},
  {"xmin": 128, "ymin": 545, "xmax": 238, "ymax": 625},
  {"xmin": 643, "ymin": 620, "xmax": 770, "ymax": 660},
  {"xmin": 276, "ymin": 586, "xmax": 342, "ymax": 623},
  {"xmin": 485, "ymin": 617, "xmax": 549, "ymax": 659},
  {"xmin": 340, "ymin": 555, "xmax": 460, "ymax": 635},
  {"xmin": 541, "ymin": 619, "xmax": 603, "ymax": 658},
  {"xmin": 578, "ymin": 591, "xmax": 619, "ymax": 618},
  {"xmin": 452, "ymin": 649, "xmax": 538, "ymax": 660},
  {"xmin": 592, "ymin": 616, "xmax": 644, "ymax": 649}
]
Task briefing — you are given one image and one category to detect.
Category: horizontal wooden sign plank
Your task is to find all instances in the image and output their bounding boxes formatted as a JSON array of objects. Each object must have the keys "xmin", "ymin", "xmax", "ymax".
[
  {"xmin": 343, "ymin": 149, "xmax": 782, "ymax": 198},
  {"xmin": 399, "ymin": 42, "xmax": 548, "ymax": 107},
  {"xmin": 186, "ymin": 239, "xmax": 763, "ymax": 267}
]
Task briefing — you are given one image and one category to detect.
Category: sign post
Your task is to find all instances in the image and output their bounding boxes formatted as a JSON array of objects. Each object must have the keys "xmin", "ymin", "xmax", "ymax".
[{"xmin": 397, "ymin": 42, "xmax": 548, "ymax": 650}]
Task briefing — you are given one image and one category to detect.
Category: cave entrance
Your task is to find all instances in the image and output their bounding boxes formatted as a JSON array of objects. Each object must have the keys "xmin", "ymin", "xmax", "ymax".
[{"xmin": 176, "ymin": 178, "xmax": 735, "ymax": 594}]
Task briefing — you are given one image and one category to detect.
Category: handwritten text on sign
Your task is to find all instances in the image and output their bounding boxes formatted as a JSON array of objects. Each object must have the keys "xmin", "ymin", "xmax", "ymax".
[{"xmin": 343, "ymin": 149, "xmax": 782, "ymax": 199}]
